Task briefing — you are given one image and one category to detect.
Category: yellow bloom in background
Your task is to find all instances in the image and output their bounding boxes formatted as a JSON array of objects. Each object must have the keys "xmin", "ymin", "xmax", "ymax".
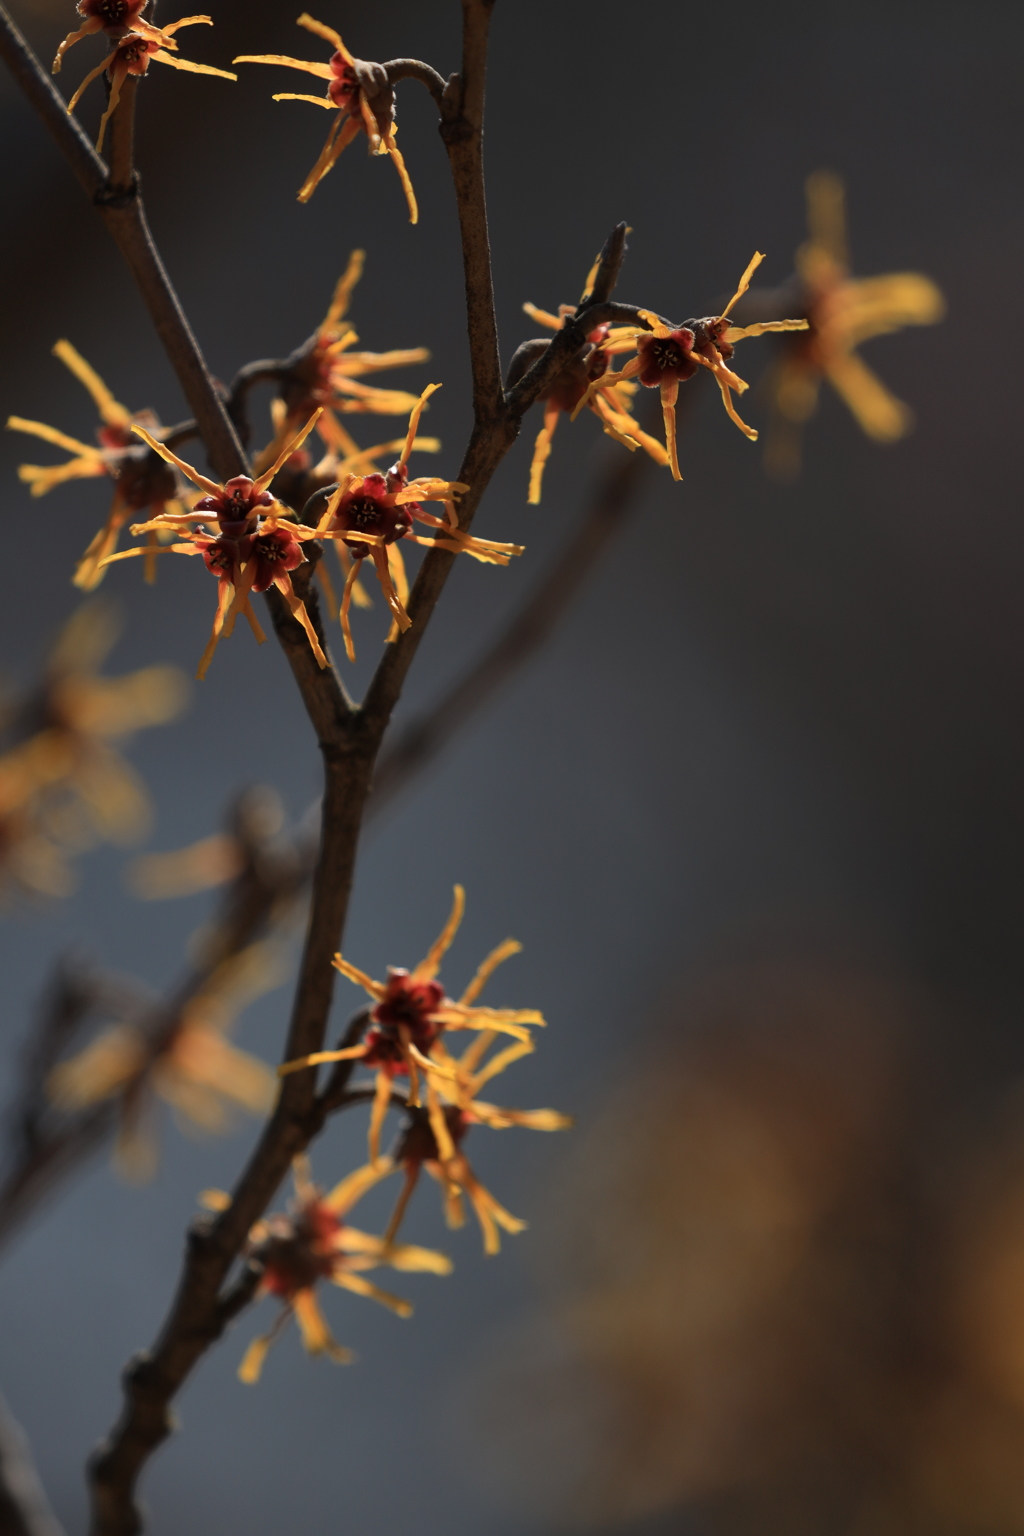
[
  {"xmin": 0, "ymin": 604, "xmax": 185, "ymax": 899},
  {"xmin": 763, "ymin": 171, "xmax": 946, "ymax": 479},
  {"xmin": 200, "ymin": 1155, "xmax": 451, "ymax": 1383},
  {"xmin": 6, "ymin": 341, "xmax": 189, "ymax": 589},
  {"xmin": 48, "ymin": 936, "xmax": 279, "ymax": 1180}
]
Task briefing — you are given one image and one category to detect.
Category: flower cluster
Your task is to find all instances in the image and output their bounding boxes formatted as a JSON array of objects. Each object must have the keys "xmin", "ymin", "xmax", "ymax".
[
  {"xmin": 307, "ymin": 385, "xmax": 523, "ymax": 661},
  {"xmin": 58, "ymin": 8, "xmax": 236, "ymax": 153},
  {"xmin": 280, "ymin": 886, "xmax": 571, "ymax": 1254},
  {"xmin": 512, "ymin": 250, "xmax": 671, "ymax": 503},
  {"xmin": 0, "ymin": 604, "xmax": 185, "ymax": 899},
  {"xmin": 100, "ymin": 414, "xmax": 328, "ymax": 679},
  {"xmin": 761, "ymin": 172, "xmax": 945, "ymax": 478},
  {"xmin": 201, "ymin": 1155, "xmax": 451, "ymax": 1382},
  {"xmin": 235, "ymin": 15, "xmax": 417, "ymax": 219},
  {"xmin": 7, "ymin": 340, "xmax": 186, "ymax": 589},
  {"xmin": 573, "ymin": 253, "xmax": 809, "ymax": 481}
]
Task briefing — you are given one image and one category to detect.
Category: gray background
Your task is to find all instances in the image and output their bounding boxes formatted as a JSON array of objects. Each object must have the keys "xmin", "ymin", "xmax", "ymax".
[{"xmin": 0, "ymin": 0, "xmax": 1022, "ymax": 1532}]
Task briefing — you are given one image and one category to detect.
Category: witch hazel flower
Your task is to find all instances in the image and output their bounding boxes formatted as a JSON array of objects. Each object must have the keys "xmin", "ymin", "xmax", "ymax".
[
  {"xmin": 310, "ymin": 386, "xmax": 523, "ymax": 662},
  {"xmin": 6, "ymin": 340, "xmax": 185, "ymax": 589},
  {"xmin": 280, "ymin": 885, "xmax": 547, "ymax": 1169},
  {"xmin": 64, "ymin": 16, "xmax": 236, "ymax": 152},
  {"xmin": 509, "ymin": 249, "xmax": 671, "ymax": 504},
  {"xmin": 276, "ymin": 250, "xmax": 432, "ymax": 437},
  {"xmin": 201, "ymin": 1155, "xmax": 451, "ymax": 1383},
  {"xmin": 235, "ymin": 15, "xmax": 417, "ymax": 219},
  {"xmin": 52, "ymin": 0, "xmax": 185, "ymax": 73},
  {"xmin": 576, "ymin": 253, "xmax": 809, "ymax": 480},
  {"xmin": 344, "ymin": 1031, "xmax": 572, "ymax": 1256},
  {"xmin": 100, "ymin": 413, "xmax": 328, "ymax": 679}
]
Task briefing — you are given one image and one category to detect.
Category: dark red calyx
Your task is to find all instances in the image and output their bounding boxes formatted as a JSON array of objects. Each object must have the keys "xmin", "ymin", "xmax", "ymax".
[
  {"xmin": 97, "ymin": 424, "xmax": 133, "ymax": 452},
  {"xmin": 327, "ymin": 59, "xmax": 359, "ymax": 110},
  {"xmin": 636, "ymin": 328, "xmax": 698, "ymax": 387},
  {"xmin": 259, "ymin": 1203, "xmax": 340, "ymax": 1297},
  {"xmin": 395, "ymin": 1105, "xmax": 468, "ymax": 1165},
  {"xmin": 200, "ymin": 537, "xmax": 240, "ymax": 580},
  {"xmin": 332, "ymin": 475, "xmax": 411, "ymax": 555},
  {"xmin": 117, "ymin": 450, "xmax": 178, "ymax": 512},
  {"xmin": 248, "ymin": 530, "xmax": 304, "ymax": 593},
  {"xmin": 80, "ymin": 0, "xmax": 140, "ymax": 30},
  {"xmin": 194, "ymin": 477, "xmax": 274, "ymax": 527},
  {"xmin": 361, "ymin": 969, "xmax": 445, "ymax": 1066},
  {"xmin": 114, "ymin": 34, "xmax": 159, "ymax": 73},
  {"xmin": 688, "ymin": 316, "xmax": 735, "ymax": 362}
]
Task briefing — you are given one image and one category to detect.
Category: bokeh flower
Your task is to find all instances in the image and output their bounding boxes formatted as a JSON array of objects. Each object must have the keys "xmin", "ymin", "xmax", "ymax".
[
  {"xmin": 201, "ymin": 1155, "xmax": 451, "ymax": 1382},
  {"xmin": 48, "ymin": 939, "xmax": 277, "ymax": 1180},
  {"xmin": 0, "ymin": 604, "xmax": 185, "ymax": 898},
  {"xmin": 6, "ymin": 340, "xmax": 187, "ymax": 589},
  {"xmin": 762, "ymin": 172, "xmax": 946, "ymax": 479}
]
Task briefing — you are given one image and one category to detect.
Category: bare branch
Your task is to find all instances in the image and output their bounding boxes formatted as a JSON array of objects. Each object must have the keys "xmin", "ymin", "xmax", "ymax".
[
  {"xmin": 439, "ymin": 0, "xmax": 504, "ymax": 422},
  {"xmin": 580, "ymin": 221, "xmax": 629, "ymax": 305},
  {"xmin": 384, "ymin": 57, "xmax": 447, "ymax": 105}
]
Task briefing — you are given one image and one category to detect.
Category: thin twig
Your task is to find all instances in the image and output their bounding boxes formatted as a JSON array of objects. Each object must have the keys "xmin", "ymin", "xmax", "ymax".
[{"xmin": 384, "ymin": 57, "xmax": 447, "ymax": 105}]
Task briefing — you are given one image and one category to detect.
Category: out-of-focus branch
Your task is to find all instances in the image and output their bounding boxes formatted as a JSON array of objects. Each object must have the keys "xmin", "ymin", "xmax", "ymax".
[
  {"xmin": 0, "ymin": 794, "xmax": 314, "ymax": 1255},
  {"xmin": 0, "ymin": 1393, "xmax": 66, "ymax": 1536}
]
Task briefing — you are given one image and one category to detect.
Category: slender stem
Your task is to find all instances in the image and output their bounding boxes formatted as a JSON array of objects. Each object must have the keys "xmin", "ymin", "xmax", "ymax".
[
  {"xmin": 384, "ymin": 57, "xmax": 446, "ymax": 105},
  {"xmin": 106, "ymin": 76, "xmax": 136, "ymax": 195},
  {"xmin": 439, "ymin": 0, "xmax": 503, "ymax": 423}
]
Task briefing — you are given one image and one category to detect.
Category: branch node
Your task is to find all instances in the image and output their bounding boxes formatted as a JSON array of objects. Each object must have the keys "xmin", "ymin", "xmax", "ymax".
[{"xmin": 93, "ymin": 174, "xmax": 140, "ymax": 209}]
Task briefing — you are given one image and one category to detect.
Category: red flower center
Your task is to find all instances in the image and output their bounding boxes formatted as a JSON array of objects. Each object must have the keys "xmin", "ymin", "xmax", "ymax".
[
  {"xmin": 249, "ymin": 530, "xmax": 303, "ymax": 593},
  {"xmin": 362, "ymin": 971, "xmax": 445, "ymax": 1070},
  {"xmin": 333, "ymin": 475, "xmax": 412, "ymax": 554},
  {"xmin": 327, "ymin": 59, "xmax": 359, "ymax": 110},
  {"xmin": 194, "ymin": 477, "xmax": 274, "ymax": 528},
  {"xmin": 81, "ymin": 0, "xmax": 138, "ymax": 26},
  {"xmin": 260, "ymin": 1202, "xmax": 341, "ymax": 1298},
  {"xmin": 637, "ymin": 328, "xmax": 698, "ymax": 388}
]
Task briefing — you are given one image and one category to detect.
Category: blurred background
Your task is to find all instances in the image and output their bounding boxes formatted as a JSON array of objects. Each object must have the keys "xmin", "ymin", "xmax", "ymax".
[{"xmin": 0, "ymin": 0, "xmax": 1023, "ymax": 1532}]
